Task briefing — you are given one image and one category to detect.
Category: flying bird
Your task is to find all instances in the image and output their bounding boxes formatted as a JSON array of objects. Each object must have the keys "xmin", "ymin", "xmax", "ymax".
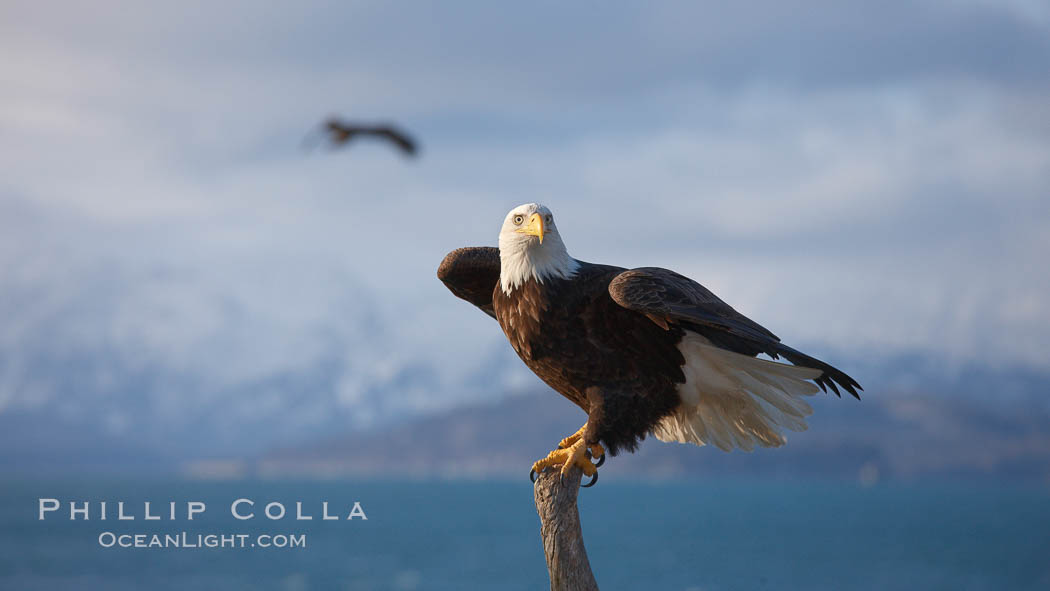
[
  {"xmin": 438, "ymin": 203, "xmax": 862, "ymax": 485},
  {"xmin": 307, "ymin": 118, "xmax": 418, "ymax": 157}
]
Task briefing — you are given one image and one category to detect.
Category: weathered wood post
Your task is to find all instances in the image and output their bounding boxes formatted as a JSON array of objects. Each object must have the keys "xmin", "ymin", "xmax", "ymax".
[{"xmin": 533, "ymin": 465, "xmax": 600, "ymax": 591}]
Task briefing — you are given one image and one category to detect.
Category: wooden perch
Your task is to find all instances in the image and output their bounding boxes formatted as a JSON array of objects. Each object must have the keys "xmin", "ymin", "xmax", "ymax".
[{"xmin": 533, "ymin": 465, "xmax": 600, "ymax": 591}]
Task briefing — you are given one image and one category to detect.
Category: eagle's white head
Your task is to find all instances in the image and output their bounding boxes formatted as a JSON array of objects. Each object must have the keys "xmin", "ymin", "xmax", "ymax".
[{"xmin": 498, "ymin": 203, "xmax": 579, "ymax": 294}]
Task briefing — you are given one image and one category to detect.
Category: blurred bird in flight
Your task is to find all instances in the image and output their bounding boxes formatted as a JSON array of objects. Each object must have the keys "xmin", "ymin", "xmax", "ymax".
[{"xmin": 305, "ymin": 117, "xmax": 419, "ymax": 158}]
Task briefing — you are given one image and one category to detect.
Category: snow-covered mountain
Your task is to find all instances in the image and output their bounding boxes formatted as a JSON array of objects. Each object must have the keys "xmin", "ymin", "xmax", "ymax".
[{"xmin": 0, "ymin": 253, "xmax": 535, "ymax": 470}]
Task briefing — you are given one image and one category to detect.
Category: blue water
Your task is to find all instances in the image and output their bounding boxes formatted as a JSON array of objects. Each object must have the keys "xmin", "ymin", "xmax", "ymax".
[{"xmin": 2, "ymin": 478, "xmax": 1048, "ymax": 590}]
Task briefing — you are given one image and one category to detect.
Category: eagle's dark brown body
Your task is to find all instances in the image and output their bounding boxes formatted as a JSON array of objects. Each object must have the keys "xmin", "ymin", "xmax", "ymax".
[{"xmin": 492, "ymin": 264, "xmax": 685, "ymax": 454}]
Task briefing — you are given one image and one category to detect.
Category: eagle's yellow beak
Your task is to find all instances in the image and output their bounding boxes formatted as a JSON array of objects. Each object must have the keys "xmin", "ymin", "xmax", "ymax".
[{"xmin": 517, "ymin": 212, "xmax": 545, "ymax": 244}]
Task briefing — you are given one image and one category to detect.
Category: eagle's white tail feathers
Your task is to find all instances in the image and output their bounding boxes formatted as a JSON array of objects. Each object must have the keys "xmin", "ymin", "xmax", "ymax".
[{"xmin": 652, "ymin": 332, "xmax": 822, "ymax": 452}]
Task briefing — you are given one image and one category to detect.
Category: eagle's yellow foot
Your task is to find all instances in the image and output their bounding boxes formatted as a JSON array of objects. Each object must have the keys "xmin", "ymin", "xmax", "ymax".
[
  {"xmin": 531, "ymin": 438, "xmax": 597, "ymax": 479},
  {"xmin": 558, "ymin": 426, "xmax": 606, "ymax": 465},
  {"xmin": 557, "ymin": 425, "xmax": 587, "ymax": 450}
]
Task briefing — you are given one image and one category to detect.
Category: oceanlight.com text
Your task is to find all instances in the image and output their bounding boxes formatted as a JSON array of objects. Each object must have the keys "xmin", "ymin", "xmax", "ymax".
[{"xmin": 97, "ymin": 531, "xmax": 307, "ymax": 549}]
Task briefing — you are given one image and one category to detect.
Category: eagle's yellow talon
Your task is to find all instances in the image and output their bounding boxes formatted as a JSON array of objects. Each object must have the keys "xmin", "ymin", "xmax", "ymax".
[
  {"xmin": 558, "ymin": 424, "xmax": 587, "ymax": 449},
  {"xmin": 557, "ymin": 434, "xmax": 579, "ymax": 449},
  {"xmin": 531, "ymin": 438, "xmax": 598, "ymax": 478}
]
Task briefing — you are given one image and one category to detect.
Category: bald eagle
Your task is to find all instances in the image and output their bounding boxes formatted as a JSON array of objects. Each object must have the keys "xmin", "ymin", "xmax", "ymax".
[{"xmin": 438, "ymin": 203, "xmax": 861, "ymax": 484}]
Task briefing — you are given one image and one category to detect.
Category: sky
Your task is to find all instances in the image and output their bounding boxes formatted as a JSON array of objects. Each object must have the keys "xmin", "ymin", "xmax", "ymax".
[{"xmin": 1, "ymin": 0, "xmax": 1049, "ymax": 422}]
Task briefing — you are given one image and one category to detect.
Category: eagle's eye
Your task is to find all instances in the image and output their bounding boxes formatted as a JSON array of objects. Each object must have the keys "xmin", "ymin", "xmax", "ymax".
[
  {"xmin": 513, "ymin": 215, "xmax": 524, "ymax": 225},
  {"xmin": 545, "ymin": 215, "xmax": 552, "ymax": 224}
]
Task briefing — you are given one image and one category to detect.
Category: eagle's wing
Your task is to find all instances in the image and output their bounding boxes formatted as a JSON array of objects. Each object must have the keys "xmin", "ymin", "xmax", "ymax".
[
  {"xmin": 437, "ymin": 247, "xmax": 501, "ymax": 318},
  {"xmin": 377, "ymin": 127, "xmax": 418, "ymax": 156},
  {"xmin": 609, "ymin": 267, "xmax": 861, "ymax": 398}
]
